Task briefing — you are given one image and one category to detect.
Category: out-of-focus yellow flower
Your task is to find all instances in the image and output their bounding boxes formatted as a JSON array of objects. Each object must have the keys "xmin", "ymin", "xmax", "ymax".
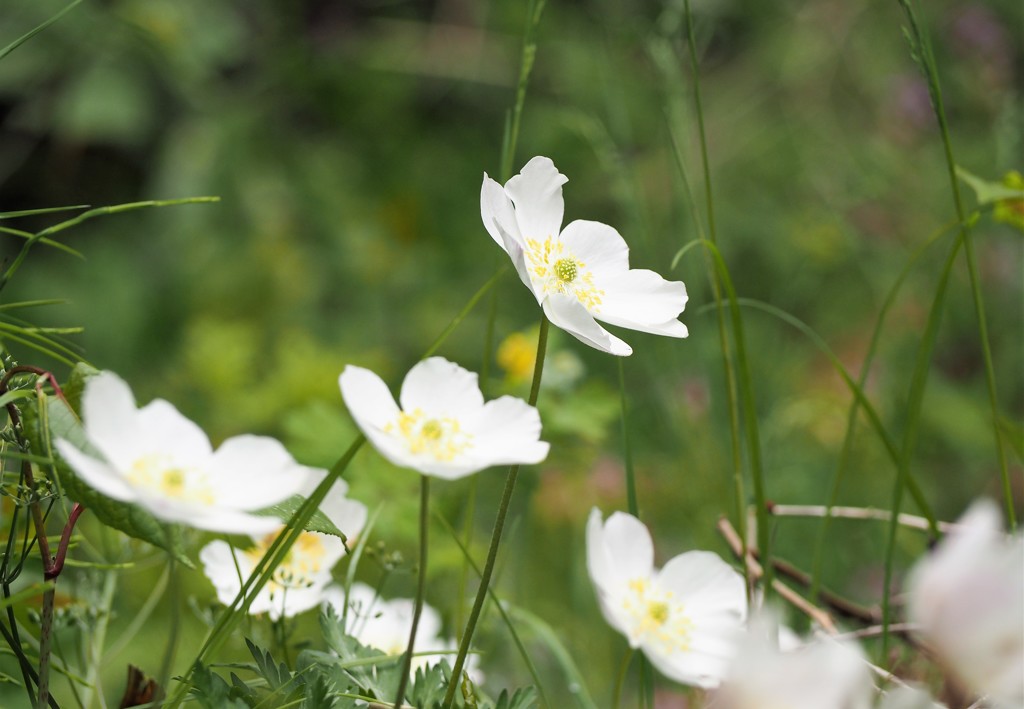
[
  {"xmin": 497, "ymin": 331, "xmax": 537, "ymax": 383},
  {"xmin": 993, "ymin": 170, "xmax": 1024, "ymax": 232}
]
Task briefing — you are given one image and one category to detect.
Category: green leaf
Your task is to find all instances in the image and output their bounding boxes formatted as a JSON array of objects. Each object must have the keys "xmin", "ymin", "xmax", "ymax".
[
  {"xmin": 0, "ymin": 0, "xmax": 82, "ymax": 63},
  {"xmin": 318, "ymin": 606, "xmax": 401, "ymax": 701},
  {"xmin": 187, "ymin": 664, "xmax": 250, "ymax": 709},
  {"xmin": 23, "ymin": 390, "xmax": 193, "ymax": 567},
  {"xmin": 956, "ymin": 166, "xmax": 1024, "ymax": 206},
  {"xmin": 256, "ymin": 495, "xmax": 344, "ymax": 539}
]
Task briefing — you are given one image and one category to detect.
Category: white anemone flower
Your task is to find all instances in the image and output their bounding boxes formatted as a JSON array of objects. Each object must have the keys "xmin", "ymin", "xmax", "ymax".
[
  {"xmin": 586, "ymin": 508, "xmax": 747, "ymax": 688},
  {"xmin": 338, "ymin": 357, "xmax": 549, "ymax": 480},
  {"xmin": 714, "ymin": 615, "xmax": 873, "ymax": 709},
  {"xmin": 55, "ymin": 371, "xmax": 312, "ymax": 535},
  {"xmin": 324, "ymin": 582, "xmax": 482, "ymax": 680},
  {"xmin": 906, "ymin": 500, "xmax": 1023, "ymax": 709},
  {"xmin": 481, "ymin": 156, "xmax": 688, "ymax": 356},
  {"xmin": 200, "ymin": 476, "xmax": 367, "ymax": 621}
]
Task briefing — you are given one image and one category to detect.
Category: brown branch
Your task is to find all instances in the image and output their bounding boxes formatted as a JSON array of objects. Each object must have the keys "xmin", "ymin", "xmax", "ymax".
[{"xmin": 716, "ymin": 516, "xmax": 839, "ymax": 634}]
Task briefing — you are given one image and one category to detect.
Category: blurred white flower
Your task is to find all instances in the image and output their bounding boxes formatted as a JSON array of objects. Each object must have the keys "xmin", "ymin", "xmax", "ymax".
[
  {"xmin": 714, "ymin": 615, "xmax": 873, "ymax": 709},
  {"xmin": 481, "ymin": 156, "xmax": 688, "ymax": 356},
  {"xmin": 200, "ymin": 476, "xmax": 367, "ymax": 621},
  {"xmin": 906, "ymin": 499, "xmax": 1023, "ymax": 709},
  {"xmin": 585, "ymin": 508, "xmax": 747, "ymax": 688},
  {"xmin": 55, "ymin": 371, "xmax": 312, "ymax": 535},
  {"xmin": 339, "ymin": 357, "xmax": 549, "ymax": 480},
  {"xmin": 324, "ymin": 582, "xmax": 482, "ymax": 680}
]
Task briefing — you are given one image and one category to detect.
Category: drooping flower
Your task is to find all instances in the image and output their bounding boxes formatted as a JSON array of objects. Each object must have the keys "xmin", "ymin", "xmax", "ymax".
[
  {"xmin": 200, "ymin": 475, "xmax": 367, "ymax": 620},
  {"xmin": 713, "ymin": 614, "xmax": 874, "ymax": 709},
  {"xmin": 324, "ymin": 582, "xmax": 482, "ymax": 680},
  {"xmin": 585, "ymin": 508, "xmax": 747, "ymax": 688},
  {"xmin": 906, "ymin": 500, "xmax": 1023, "ymax": 709},
  {"xmin": 338, "ymin": 357, "xmax": 549, "ymax": 479},
  {"xmin": 55, "ymin": 370, "xmax": 313, "ymax": 535},
  {"xmin": 481, "ymin": 156, "xmax": 688, "ymax": 356}
]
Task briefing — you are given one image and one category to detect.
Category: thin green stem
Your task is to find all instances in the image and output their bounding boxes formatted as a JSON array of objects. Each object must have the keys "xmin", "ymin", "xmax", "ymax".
[
  {"xmin": 612, "ymin": 648, "xmax": 633, "ymax": 709},
  {"xmin": 882, "ymin": 235, "xmax": 962, "ymax": 659},
  {"xmin": 618, "ymin": 360, "xmax": 638, "ymax": 516},
  {"xmin": 809, "ymin": 220, "xmax": 956, "ymax": 601},
  {"xmin": 617, "ymin": 360, "xmax": 653, "ymax": 707},
  {"xmin": 0, "ymin": 197, "xmax": 219, "ymax": 293},
  {"xmin": 393, "ymin": 477, "xmax": 429, "ymax": 707},
  {"xmin": 442, "ymin": 317, "xmax": 550, "ymax": 708},
  {"xmin": 720, "ymin": 297, "xmax": 936, "ymax": 527},
  {"xmin": 159, "ymin": 556, "xmax": 181, "ymax": 700},
  {"xmin": 895, "ymin": 0, "xmax": 1011, "ymax": 530},
  {"xmin": 80, "ymin": 564, "xmax": 117, "ymax": 709},
  {"xmin": 436, "ymin": 514, "xmax": 551, "ymax": 709},
  {"xmin": 499, "ymin": 0, "xmax": 547, "ymax": 180},
  {"xmin": 422, "ymin": 267, "xmax": 507, "ymax": 359},
  {"xmin": 662, "ymin": 17, "xmax": 748, "ymax": 592},
  {"xmin": 683, "ymin": 0, "xmax": 716, "ymax": 244}
]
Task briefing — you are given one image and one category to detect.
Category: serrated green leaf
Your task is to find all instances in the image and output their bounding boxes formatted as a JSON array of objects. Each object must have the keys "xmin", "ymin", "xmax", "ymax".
[
  {"xmin": 188, "ymin": 664, "xmax": 250, "ymax": 709},
  {"xmin": 956, "ymin": 166, "xmax": 1024, "ymax": 206},
  {"xmin": 24, "ymin": 391, "xmax": 194, "ymax": 567},
  {"xmin": 256, "ymin": 495, "xmax": 344, "ymax": 539}
]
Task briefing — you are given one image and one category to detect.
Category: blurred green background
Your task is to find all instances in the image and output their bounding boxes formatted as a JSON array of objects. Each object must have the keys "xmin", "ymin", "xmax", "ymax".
[{"xmin": 0, "ymin": 0, "xmax": 1021, "ymax": 705}]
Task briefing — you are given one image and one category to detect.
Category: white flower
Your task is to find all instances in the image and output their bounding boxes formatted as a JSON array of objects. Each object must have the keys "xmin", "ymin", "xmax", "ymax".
[
  {"xmin": 585, "ymin": 508, "xmax": 747, "ymax": 688},
  {"xmin": 55, "ymin": 371, "xmax": 312, "ymax": 535},
  {"xmin": 714, "ymin": 615, "xmax": 873, "ymax": 709},
  {"xmin": 338, "ymin": 357, "xmax": 549, "ymax": 480},
  {"xmin": 481, "ymin": 156, "xmax": 688, "ymax": 356},
  {"xmin": 200, "ymin": 476, "xmax": 367, "ymax": 621},
  {"xmin": 324, "ymin": 582, "xmax": 482, "ymax": 680},
  {"xmin": 906, "ymin": 500, "xmax": 1023, "ymax": 709}
]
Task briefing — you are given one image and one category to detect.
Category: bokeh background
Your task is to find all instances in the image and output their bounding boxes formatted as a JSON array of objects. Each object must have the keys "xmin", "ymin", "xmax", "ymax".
[{"xmin": 0, "ymin": 0, "xmax": 1021, "ymax": 705}]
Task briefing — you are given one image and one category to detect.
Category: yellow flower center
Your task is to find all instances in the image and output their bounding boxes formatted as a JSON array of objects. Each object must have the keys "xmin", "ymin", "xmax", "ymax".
[
  {"xmin": 524, "ymin": 236, "xmax": 604, "ymax": 311},
  {"xmin": 554, "ymin": 257, "xmax": 578, "ymax": 283},
  {"xmin": 385, "ymin": 407, "xmax": 474, "ymax": 462},
  {"xmin": 622, "ymin": 577, "xmax": 694, "ymax": 654},
  {"xmin": 246, "ymin": 529, "xmax": 329, "ymax": 593},
  {"xmin": 127, "ymin": 455, "xmax": 214, "ymax": 505}
]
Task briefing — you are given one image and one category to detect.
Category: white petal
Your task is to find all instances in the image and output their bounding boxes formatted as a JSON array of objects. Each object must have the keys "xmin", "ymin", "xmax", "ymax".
[
  {"xmin": 504, "ymin": 156, "xmax": 567, "ymax": 241},
  {"xmin": 339, "ymin": 365, "xmax": 402, "ymax": 430},
  {"xmin": 658, "ymin": 551, "xmax": 747, "ymax": 619},
  {"xmin": 497, "ymin": 218, "xmax": 542, "ymax": 302},
  {"xmin": 187, "ymin": 507, "xmax": 284, "ymax": 535},
  {"xmin": 543, "ymin": 293, "xmax": 632, "ymax": 356},
  {"xmin": 206, "ymin": 435, "xmax": 312, "ymax": 510},
  {"xmin": 480, "ymin": 173, "xmax": 522, "ymax": 250},
  {"xmin": 595, "ymin": 269, "xmax": 689, "ymax": 336},
  {"xmin": 559, "ymin": 219, "xmax": 629, "ymax": 275},
  {"xmin": 81, "ymin": 371, "xmax": 143, "ymax": 469},
  {"xmin": 55, "ymin": 439, "xmax": 137, "ymax": 502},
  {"xmin": 136, "ymin": 399, "xmax": 214, "ymax": 467},
  {"xmin": 404, "ymin": 458, "xmax": 491, "ymax": 481},
  {"xmin": 200, "ymin": 540, "xmax": 250, "ymax": 607},
  {"xmin": 268, "ymin": 575, "xmax": 334, "ymax": 620},
  {"xmin": 601, "ymin": 512, "xmax": 656, "ymax": 582},
  {"xmin": 399, "ymin": 357, "xmax": 484, "ymax": 417},
  {"xmin": 644, "ymin": 640, "xmax": 729, "ymax": 689},
  {"xmin": 321, "ymin": 488, "xmax": 368, "ymax": 541},
  {"xmin": 465, "ymin": 396, "xmax": 549, "ymax": 467}
]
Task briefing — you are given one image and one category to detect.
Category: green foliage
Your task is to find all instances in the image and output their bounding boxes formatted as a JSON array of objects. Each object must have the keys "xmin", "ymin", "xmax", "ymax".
[{"xmin": 185, "ymin": 613, "xmax": 537, "ymax": 709}]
